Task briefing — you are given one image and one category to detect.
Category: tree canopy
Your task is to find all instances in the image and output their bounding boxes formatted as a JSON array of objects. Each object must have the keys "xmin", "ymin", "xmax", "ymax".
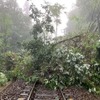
[{"xmin": 0, "ymin": 0, "xmax": 32, "ymax": 52}]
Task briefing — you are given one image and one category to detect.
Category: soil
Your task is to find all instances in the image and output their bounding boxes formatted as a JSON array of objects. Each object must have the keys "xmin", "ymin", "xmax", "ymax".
[{"xmin": 62, "ymin": 86, "xmax": 100, "ymax": 100}]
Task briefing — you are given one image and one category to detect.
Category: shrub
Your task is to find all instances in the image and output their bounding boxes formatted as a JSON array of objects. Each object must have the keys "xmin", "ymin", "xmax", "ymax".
[
  {"xmin": 0, "ymin": 72, "xmax": 7, "ymax": 86},
  {"xmin": 4, "ymin": 51, "xmax": 19, "ymax": 71},
  {"xmin": 43, "ymin": 48, "xmax": 91, "ymax": 89}
]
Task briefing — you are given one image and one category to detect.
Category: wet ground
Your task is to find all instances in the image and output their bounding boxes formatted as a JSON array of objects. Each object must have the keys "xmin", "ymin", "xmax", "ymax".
[{"xmin": 0, "ymin": 80, "xmax": 100, "ymax": 100}]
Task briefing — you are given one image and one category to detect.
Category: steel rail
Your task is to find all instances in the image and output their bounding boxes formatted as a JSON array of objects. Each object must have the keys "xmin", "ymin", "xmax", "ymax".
[{"xmin": 27, "ymin": 81, "xmax": 37, "ymax": 100}]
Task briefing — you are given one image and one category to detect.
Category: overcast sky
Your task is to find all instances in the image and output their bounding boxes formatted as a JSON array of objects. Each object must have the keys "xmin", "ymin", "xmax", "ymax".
[
  {"xmin": 17, "ymin": 0, "xmax": 76, "ymax": 36},
  {"xmin": 17, "ymin": 0, "xmax": 76, "ymax": 12}
]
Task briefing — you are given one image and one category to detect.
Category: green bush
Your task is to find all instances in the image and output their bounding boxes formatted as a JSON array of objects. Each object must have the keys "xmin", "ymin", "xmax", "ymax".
[
  {"xmin": 0, "ymin": 72, "xmax": 7, "ymax": 86},
  {"xmin": 4, "ymin": 51, "xmax": 19, "ymax": 71},
  {"xmin": 0, "ymin": 54, "xmax": 5, "ymax": 71},
  {"xmin": 43, "ymin": 48, "xmax": 91, "ymax": 89}
]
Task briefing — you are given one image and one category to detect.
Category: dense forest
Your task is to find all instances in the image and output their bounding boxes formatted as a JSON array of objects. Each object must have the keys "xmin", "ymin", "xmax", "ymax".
[{"xmin": 0, "ymin": 0, "xmax": 100, "ymax": 99}]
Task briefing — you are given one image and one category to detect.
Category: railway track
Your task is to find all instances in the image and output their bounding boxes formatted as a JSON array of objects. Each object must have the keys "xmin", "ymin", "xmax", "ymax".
[
  {"xmin": 0, "ymin": 80, "xmax": 99, "ymax": 100},
  {"xmin": 0, "ymin": 80, "xmax": 33, "ymax": 100},
  {"xmin": 0, "ymin": 80, "xmax": 67, "ymax": 100},
  {"xmin": 30, "ymin": 84, "xmax": 63, "ymax": 100}
]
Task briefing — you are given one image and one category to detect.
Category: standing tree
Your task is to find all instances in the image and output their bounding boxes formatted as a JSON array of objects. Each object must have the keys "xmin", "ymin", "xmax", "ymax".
[
  {"xmin": 66, "ymin": 0, "xmax": 100, "ymax": 34},
  {"xmin": 49, "ymin": 3, "xmax": 64, "ymax": 38},
  {"xmin": 0, "ymin": 0, "xmax": 32, "ymax": 52},
  {"xmin": 29, "ymin": 3, "xmax": 54, "ymax": 42},
  {"xmin": 26, "ymin": 3, "xmax": 54, "ymax": 73}
]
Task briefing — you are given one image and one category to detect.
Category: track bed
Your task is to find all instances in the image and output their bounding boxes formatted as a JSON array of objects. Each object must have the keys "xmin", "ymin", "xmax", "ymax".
[
  {"xmin": 30, "ymin": 84, "xmax": 62, "ymax": 100},
  {"xmin": 62, "ymin": 86, "xmax": 100, "ymax": 100},
  {"xmin": 0, "ymin": 80, "xmax": 100, "ymax": 100},
  {"xmin": 0, "ymin": 80, "xmax": 33, "ymax": 100}
]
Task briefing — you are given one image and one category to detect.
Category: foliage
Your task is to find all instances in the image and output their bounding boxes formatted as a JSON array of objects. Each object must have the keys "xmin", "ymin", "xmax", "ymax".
[
  {"xmin": 96, "ymin": 40, "xmax": 100, "ymax": 48},
  {"xmin": 81, "ymin": 62, "xmax": 100, "ymax": 94},
  {"xmin": 0, "ymin": 72, "xmax": 7, "ymax": 86},
  {"xmin": 4, "ymin": 51, "xmax": 19, "ymax": 71},
  {"xmin": 25, "ymin": 35, "xmax": 99, "ymax": 94},
  {"xmin": 64, "ymin": 33, "xmax": 99, "ymax": 63},
  {"xmin": 0, "ymin": 0, "xmax": 32, "ymax": 52},
  {"xmin": 26, "ymin": 37, "xmax": 100, "ymax": 93},
  {"xmin": 66, "ymin": 0, "xmax": 100, "ymax": 34},
  {"xmin": 49, "ymin": 3, "xmax": 64, "ymax": 37},
  {"xmin": 4, "ymin": 51, "xmax": 34, "ymax": 81},
  {"xmin": 29, "ymin": 3, "xmax": 54, "ymax": 41},
  {"xmin": 25, "ymin": 2, "xmax": 100, "ymax": 94},
  {"xmin": 26, "ymin": 75, "xmax": 39, "ymax": 83},
  {"xmin": 0, "ymin": 54, "xmax": 5, "ymax": 71},
  {"xmin": 26, "ymin": 35, "xmax": 99, "ymax": 91},
  {"xmin": 43, "ymin": 48, "xmax": 89, "ymax": 88}
]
